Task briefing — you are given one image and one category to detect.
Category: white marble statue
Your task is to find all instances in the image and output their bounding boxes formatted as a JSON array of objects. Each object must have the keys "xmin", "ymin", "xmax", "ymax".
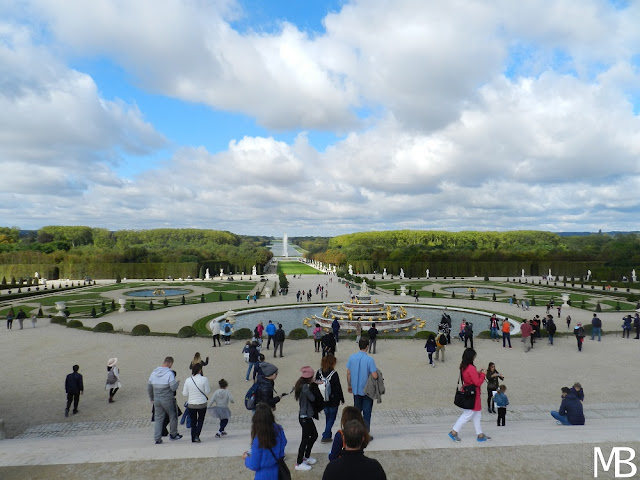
[
  {"xmin": 400, "ymin": 285, "xmax": 407, "ymax": 296},
  {"xmin": 426, "ymin": 269, "xmax": 429, "ymax": 279},
  {"xmin": 252, "ymin": 265, "xmax": 257, "ymax": 276},
  {"xmin": 633, "ymin": 269, "xmax": 637, "ymax": 282},
  {"xmin": 383, "ymin": 268, "xmax": 387, "ymax": 276},
  {"xmin": 521, "ymin": 269, "xmax": 525, "ymax": 278},
  {"xmin": 360, "ymin": 280, "xmax": 369, "ymax": 295},
  {"xmin": 400, "ymin": 268, "xmax": 405, "ymax": 279},
  {"xmin": 587, "ymin": 269, "xmax": 591, "ymax": 281},
  {"xmin": 348, "ymin": 264, "xmax": 353, "ymax": 275},
  {"xmin": 548, "ymin": 268, "xmax": 552, "ymax": 279},
  {"xmin": 205, "ymin": 268, "xmax": 211, "ymax": 280},
  {"xmin": 220, "ymin": 268, "xmax": 224, "ymax": 277}
]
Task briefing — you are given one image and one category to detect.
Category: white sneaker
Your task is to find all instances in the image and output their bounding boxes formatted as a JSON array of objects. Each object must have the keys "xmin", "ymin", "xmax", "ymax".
[
  {"xmin": 295, "ymin": 463, "xmax": 312, "ymax": 471},
  {"xmin": 303, "ymin": 457, "xmax": 317, "ymax": 465}
]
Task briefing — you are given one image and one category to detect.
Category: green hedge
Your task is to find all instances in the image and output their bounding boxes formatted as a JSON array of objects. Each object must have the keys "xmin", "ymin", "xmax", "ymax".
[
  {"xmin": 178, "ymin": 326, "xmax": 197, "ymax": 338},
  {"xmin": 94, "ymin": 322, "xmax": 114, "ymax": 332},
  {"xmin": 50, "ymin": 316, "xmax": 67, "ymax": 325},
  {"xmin": 67, "ymin": 320, "xmax": 84, "ymax": 328},
  {"xmin": 132, "ymin": 324, "xmax": 151, "ymax": 336},
  {"xmin": 289, "ymin": 328, "xmax": 308, "ymax": 340},
  {"xmin": 233, "ymin": 328, "xmax": 253, "ymax": 340},
  {"xmin": 414, "ymin": 330, "xmax": 436, "ymax": 339}
]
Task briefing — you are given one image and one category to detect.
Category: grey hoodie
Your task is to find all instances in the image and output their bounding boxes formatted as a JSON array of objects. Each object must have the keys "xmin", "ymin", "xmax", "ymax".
[{"xmin": 147, "ymin": 366, "xmax": 179, "ymax": 402}]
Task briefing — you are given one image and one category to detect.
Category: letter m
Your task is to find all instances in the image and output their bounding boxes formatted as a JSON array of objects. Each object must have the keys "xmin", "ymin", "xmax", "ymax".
[{"xmin": 594, "ymin": 447, "xmax": 637, "ymax": 478}]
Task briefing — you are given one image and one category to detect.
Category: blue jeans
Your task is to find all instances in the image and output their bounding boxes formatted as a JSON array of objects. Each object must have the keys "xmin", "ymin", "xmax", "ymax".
[
  {"xmin": 502, "ymin": 332, "xmax": 511, "ymax": 348},
  {"xmin": 550, "ymin": 411, "xmax": 572, "ymax": 425},
  {"xmin": 591, "ymin": 327, "xmax": 601, "ymax": 341},
  {"xmin": 323, "ymin": 406, "xmax": 338, "ymax": 440},
  {"xmin": 490, "ymin": 327, "xmax": 498, "ymax": 340},
  {"xmin": 549, "ymin": 333, "xmax": 554, "ymax": 345},
  {"xmin": 246, "ymin": 361, "xmax": 258, "ymax": 381},
  {"xmin": 353, "ymin": 395, "xmax": 373, "ymax": 431}
]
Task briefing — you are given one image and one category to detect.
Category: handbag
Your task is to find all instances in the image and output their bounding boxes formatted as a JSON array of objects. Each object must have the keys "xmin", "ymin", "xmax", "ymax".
[
  {"xmin": 454, "ymin": 373, "xmax": 476, "ymax": 410},
  {"xmin": 268, "ymin": 447, "xmax": 291, "ymax": 480}
]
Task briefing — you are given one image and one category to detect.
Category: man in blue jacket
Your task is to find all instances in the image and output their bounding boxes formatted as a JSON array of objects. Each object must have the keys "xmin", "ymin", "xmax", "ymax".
[
  {"xmin": 550, "ymin": 387, "xmax": 585, "ymax": 425},
  {"xmin": 265, "ymin": 320, "xmax": 277, "ymax": 349}
]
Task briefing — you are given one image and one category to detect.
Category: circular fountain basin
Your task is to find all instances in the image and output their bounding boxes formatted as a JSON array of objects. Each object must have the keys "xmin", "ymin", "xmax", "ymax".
[{"xmin": 126, "ymin": 288, "xmax": 191, "ymax": 297}]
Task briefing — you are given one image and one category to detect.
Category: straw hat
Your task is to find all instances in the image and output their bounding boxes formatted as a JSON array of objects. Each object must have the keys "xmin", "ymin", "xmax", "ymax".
[{"xmin": 107, "ymin": 358, "xmax": 118, "ymax": 367}]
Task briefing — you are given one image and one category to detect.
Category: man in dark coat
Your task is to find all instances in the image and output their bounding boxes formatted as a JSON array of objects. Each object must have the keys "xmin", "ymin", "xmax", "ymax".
[
  {"xmin": 550, "ymin": 387, "xmax": 585, "ymax": 425},
  {"xmin": 321, "ymin": 331, "xmax": 337, "ymax": 357},
  {"xmin": 321, "ymin": 420, "xmax": 386, "ymax": 480},
  {"xmin": 65, "ymin": 365, "xmax": 84, "ymax": 416}
]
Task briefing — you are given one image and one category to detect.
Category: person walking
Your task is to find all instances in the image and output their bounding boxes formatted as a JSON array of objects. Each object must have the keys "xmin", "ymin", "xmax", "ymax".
[
  {"xmin": 591, "ymin": 313, "xmax": 602, "ymax": 341},
  {"xmin": 547, "ymin": 317, "xmax": 557, "ymax": 345},
  {"xmin": 346, "ymin": 338, "xmax": 378, "ymax": 433},
  {"xmin": 634, "ymin": 313, "xmax": 640, "ymax": 339},
  {"xmin": 463, "ymin": 321, "xmax": 474, "ymax": 349},
  {"xmin": 425, "ymin": 334, "xmax": 437, "ymax": 367},
  {"xmin": 313, "ymin": 324, "xmax": 323, "ymax": 352},
  {"xmin": 574, "ymin": 323, "xmax": 586, "ymax": 351},
  {"xmin": 209, "ymin": 378, "xmax": 234, "ymax": 438},
  {"xmin": 189, "ymin": 352, "xmax": 209, "ymax": 374},
  {"xmin": 182, "ymin": 363, "xmax": 211, "ymax": 443},
  {"xmin": 322, "ymin": 331, "xmax": 337, "ymax": 357},
  {"xmin": 222, "ymin": 319, "xmax": 233, "ymax": 345},
  {"xmin": 485, "ymin": 362, "xmax": 504, "ymax": 413},
  {"xmin": 317, "ymin": 354, "xmax": 344, "ymax": 444},
  {"xmin": 106, "ymin": 358, "xmax": 121, "ymax": 403},
  {"xmin": 273, "ymin": 324, "xmax": 285, "ymax": 358},
  {"xmin": 332, "ymin": 318, "xmax": 341, "ymax": 343},
  {"xmin": 520, "ymin": 320, "xmax": 533, "ymax": 352},
  {"xmin": 435, "ymin": 328, "xmax": 447, "ymax": 363},
  {"xmin": 294, "ymin": 366, "xmax": 321, "ymax": 471},
  {"xmin": 622, "ymin": 315, "xmax": 632, "ymax": 338},
  {"xmin": 210, "ymin": 319, "xmax": 222, "ymax": 347},
  {"xmin": 16, "ymin": 308, "xmax": 26, "ymax": 329},
  {"xmin": 355, "ymin": 321, "xmax": 362, "ymax": 344},
  {"xmin": 368, "ymin": 323, "xmax": 378, "ymax": 354},
  {"xmin": 64, "ymin": 364, "xmax": 84, "ymax": 417},
  {"xmin": 243, "ymin": 402, "xmax": 288, "ymax": 479},
  {"xmin": 449, "ymin": 348, "xmax": 490, "ymax": 442},
  {"xmin": 265, "ymin": 320, "xmax": 276, "ymax": 350},
  {"xmin": 246, "ymin": 341, "xmax": 260, "ymax": 381},
  {"xmin": 502, "ymin": 319, "xmax": 512, "ymax": 348},
  {"xmin": 148, "ymin": 356, "xmax": 182, "ymax": 443},
  {"xmin": 6, "ymin": 310, "xmax": 13, "ymax": 330}
]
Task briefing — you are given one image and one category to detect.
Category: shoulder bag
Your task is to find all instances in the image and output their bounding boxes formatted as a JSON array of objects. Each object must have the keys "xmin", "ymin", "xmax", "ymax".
[
  {"xmin": 454, "ymin": 373, "xmax": 476, "ymax": 409},
  {"xmin": 268, "ymin": 446, "xmax": 291, "ymax": 480}
]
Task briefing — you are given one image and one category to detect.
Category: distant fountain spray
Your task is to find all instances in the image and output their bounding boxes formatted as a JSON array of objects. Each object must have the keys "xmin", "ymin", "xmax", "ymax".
[{"xmin": 283, "ymin": 233, "xmax": 289, "ymax": 257}]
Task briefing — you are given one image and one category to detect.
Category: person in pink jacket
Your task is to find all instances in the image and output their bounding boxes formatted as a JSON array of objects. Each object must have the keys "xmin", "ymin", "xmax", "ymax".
[{"xmin": 449, "ymin": 348, "xmax": 491, "ymax": 442}]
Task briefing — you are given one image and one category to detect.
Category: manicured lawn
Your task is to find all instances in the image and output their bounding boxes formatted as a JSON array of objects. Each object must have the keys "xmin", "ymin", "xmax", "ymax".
[{"xmin": 277, "ymin": 262, "xmax": 322, "ymax": 275}]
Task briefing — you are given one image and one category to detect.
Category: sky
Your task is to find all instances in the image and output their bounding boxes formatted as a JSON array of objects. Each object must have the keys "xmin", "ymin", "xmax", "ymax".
[{"xmin": 1, "ymin": 0, "xmax": 640, "ymax": 237}]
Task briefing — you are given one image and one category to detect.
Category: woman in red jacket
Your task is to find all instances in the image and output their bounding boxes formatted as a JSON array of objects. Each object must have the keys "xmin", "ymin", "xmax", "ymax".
[{"xmin": 449, "ymin": 348, "xmax": 491, "ymax": 442}]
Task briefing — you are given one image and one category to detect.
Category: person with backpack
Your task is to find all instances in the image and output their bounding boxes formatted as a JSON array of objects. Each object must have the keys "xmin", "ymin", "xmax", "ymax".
[
  {"xmin": 294, "ymin": 366, "xmax": 322, "ymax": 471},
  {"xmin": 574, "ymin": 322, "xmax": 586, "ymax": 351},
  {"xmin": 425, "ymin": 334, "xmax": 437, "ymax": 367},
  {"xmin": 106, "ymin": 358, "xmax": 120, "ymax": 403},
  {"xmin": 250, "ymin": 362, "xmax": 285, "ymax": 411},
  {"xmin": 316, "ymin": 354, "xmax": 344, "ymax": 444},
  {"xmin": 435, "ymin": 328, "xmax": 447, "ymax": 363},
  {"xmin": 273, "ymin": 324, "xmax": 285, "ymax": 358},
  {"xmin": 313, "ymin": 324, "xmax": 323, "ymax": 352},
  {"xmin": 222, "ymin": 320, "xmax": 233, "ymax": 345}
]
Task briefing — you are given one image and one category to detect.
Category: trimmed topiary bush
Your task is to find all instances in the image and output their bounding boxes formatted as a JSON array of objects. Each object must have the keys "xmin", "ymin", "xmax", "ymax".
[
  {"xmin": 132, "ymin": 324, "xmax": 151, "ymax": 336},
  {"xmin": 178, "ymin": 325, "xmax": 197, "ymax": 338},
  {"xmin": 51, "ymin": 316, "xmax": 67, "ymax": 325},
  {"xmin": 111, "ymin": 299, "xmax": 116, "ymax": 311},
  {"xmin": 181, "ymin": 295, "xmax": 186, "ymax": 305},
  {"xmin": 90, "ymin": 307, "xmax": 97, "ymax": 318},
  {"xmin": 149, "ymin": 301, "xmax": 154, "ymax": 310},
  {"xmin": 289, "ymin": 328, "xmax": 308, "ymax": 340},
  {"xmin": 94, "ymin": 322, "xmax": 114, "ymax": 332},
  {"xmin": 100, "ymin": 301, "xmax": 107, "ymax": 314},
  {"xmin": 67, "ymin": 320, "xmax": 83, "ymax": 328},
  {"xmin": 218, "ymin": 293, "xmax": 223, "ymax": 301},
  {"xmin": 201, "ymin": 293, "xmax": 205, "ymax": 303},
  {"xmin": 233, "ymin": 328, "xmax": 253, "ymax": 339},
  {"xmin": 163, "ymin": 298, "xmax": 169, "ymax": 307},
  {"xmin": 595, "ymin": 301, "xmax": 602, "ymax": 312},
  {"xmin": 37, "ymin": 306, "xmax": 44, "ymax": 317}
]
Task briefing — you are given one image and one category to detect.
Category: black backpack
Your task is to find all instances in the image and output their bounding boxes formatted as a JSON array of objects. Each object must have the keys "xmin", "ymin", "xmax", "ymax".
[{"xmin": 224, "ymin": 324, "xmax": 231, "ymax": 334}]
